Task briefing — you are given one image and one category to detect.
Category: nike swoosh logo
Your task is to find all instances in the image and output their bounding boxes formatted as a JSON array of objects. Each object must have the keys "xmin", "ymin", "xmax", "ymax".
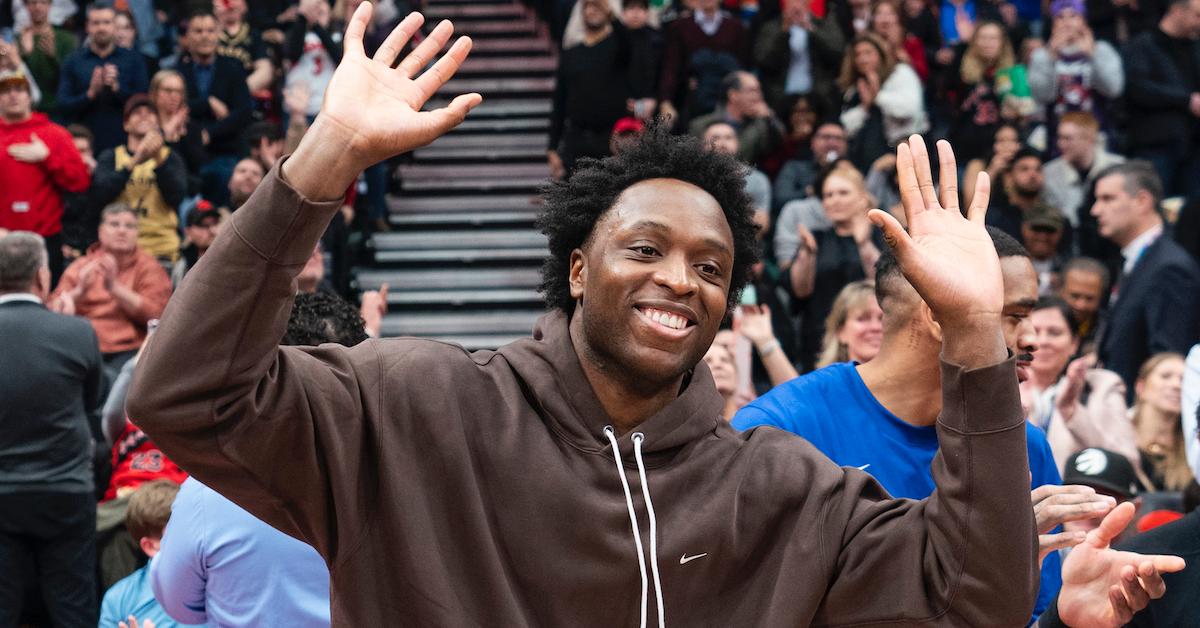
[
  {"xmin": 856, "ymin": 464, "xmax": 871, "ymax": 471},
  {"xmin": 679, "ymin": 553, "xmax": 708, "ymax": 565}
]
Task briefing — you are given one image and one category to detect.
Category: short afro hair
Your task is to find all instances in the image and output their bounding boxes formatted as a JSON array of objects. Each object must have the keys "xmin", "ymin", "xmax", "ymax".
[
  {"xmin": 536, "ymin": 123, "xmax": 759, "ymax": 315},
  {"xmin": 283, "ymin": 291, "xmax": 369, "ymax": 347}
]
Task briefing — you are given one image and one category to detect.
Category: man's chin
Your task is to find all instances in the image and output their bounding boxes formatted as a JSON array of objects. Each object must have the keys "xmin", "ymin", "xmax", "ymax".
[{"xmin": 1016, "ymin": 363, "xmax": 1031, "ymax": 383}]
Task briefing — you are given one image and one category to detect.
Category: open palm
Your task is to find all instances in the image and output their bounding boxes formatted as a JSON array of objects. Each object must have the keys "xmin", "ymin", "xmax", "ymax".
[
  {"xmin": 869, "ymin": 136, "xmax": 1003, "ymax": 327},
  {"xmin": 319, "ymin": 5, "xmax": 482, "ymax": 166},
  {"xmin": 1058, "ymin": 503, "xmax": 1186, "ymax": 627}
]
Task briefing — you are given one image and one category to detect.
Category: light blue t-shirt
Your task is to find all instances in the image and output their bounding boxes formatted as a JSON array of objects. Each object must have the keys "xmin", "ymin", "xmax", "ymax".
[
  {"xmin": 732, "ymin": 362, "xmax": 1063, "ymax": 623},
  {"xmin": 150, "ymin": 477, "xmax": 331, "ymax": 627},
  {"xmin": 100, "ymin": 564, "xmax": 202, "ymax": 628}
]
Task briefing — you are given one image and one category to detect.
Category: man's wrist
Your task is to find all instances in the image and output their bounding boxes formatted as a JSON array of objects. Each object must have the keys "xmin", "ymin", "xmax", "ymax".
[
  {"xmin": 282, "ymin": 115, "xmax": 368, "ymax": 201},
  {"xmin": 939, "ymin": 315, "xmax": 1006, "ymax": 368},
  {"xmin": 756, "ymin": 338, "xmax": 781, "ymax": 356}
]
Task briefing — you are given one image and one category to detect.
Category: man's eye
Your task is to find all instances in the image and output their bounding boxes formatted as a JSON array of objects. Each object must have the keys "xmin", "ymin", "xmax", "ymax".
[
  {"xmin": 633, "ymin": 246, "xmax": 658, "ymax": 256},
  {"xmin": 699, "ymin": 263, "xmax": 721, "ymax": 276}
]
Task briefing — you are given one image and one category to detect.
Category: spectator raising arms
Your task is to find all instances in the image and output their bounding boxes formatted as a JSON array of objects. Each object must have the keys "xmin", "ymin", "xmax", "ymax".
[{"xmin": 836, "ymin": 32, "xmax": 927, "ymax": 172}]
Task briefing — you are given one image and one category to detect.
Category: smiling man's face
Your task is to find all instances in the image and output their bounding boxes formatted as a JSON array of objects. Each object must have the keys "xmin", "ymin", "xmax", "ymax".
[{"xmin": 569, "ymin": 178, "xmax": 734, "ymax": 388}]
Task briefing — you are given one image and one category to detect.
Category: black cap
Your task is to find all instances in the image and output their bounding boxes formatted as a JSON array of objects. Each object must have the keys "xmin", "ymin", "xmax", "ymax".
[{"xmin": 1062, "ymin": 448, "xmax": 1140, "ymax": 499}]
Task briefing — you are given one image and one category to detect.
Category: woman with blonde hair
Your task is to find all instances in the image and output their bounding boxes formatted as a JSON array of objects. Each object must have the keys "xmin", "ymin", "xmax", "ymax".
[
  {"xmin": 789, "ymin": 163, "xmax": 882, "ymax": 370},
  {"xmin": 1131, "ymin": 353, "xmax": 1197, "ymax": 492},
  {"xmin": 947, "ymin": 21, "xmax": 1032, "ymax": 163},
  {"xmin": 816, "ymin": 280, "xmax": 883, "ymax": 369},
  {"xmin": 837, "ymin": 32, "xmax": 928, "ymax": 171}
]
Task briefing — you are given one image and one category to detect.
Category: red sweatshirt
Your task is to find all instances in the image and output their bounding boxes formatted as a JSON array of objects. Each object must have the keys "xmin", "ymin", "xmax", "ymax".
[{"xmin": 0, "ymin": 113, "xmax": 90, "ymax": 237}]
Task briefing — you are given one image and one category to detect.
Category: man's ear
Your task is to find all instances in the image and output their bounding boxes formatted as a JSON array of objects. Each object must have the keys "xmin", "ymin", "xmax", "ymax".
[
  {"xmin": 139, "ymin": 535, "xmax": 161, "ymax": 559},
  {"xmin": 569, "ymin": 248, "xmax": 587, "ymax": 300},
  {"xmin": 919, "ymin": 301, "xmax": 943, "ymax": 343},
  {"xmin": 33, "ymin": 266, "xmax": 51, "ymax": 300}
]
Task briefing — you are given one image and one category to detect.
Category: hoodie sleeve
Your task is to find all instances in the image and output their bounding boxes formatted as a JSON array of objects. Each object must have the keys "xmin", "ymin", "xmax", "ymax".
[
  {"xmin": 805, "ymin": 358, "xmax": 1038, "ymax": 625},
  {"xmin": 126, "ymin": 159, "xmax": 387, "ymax": 566}
]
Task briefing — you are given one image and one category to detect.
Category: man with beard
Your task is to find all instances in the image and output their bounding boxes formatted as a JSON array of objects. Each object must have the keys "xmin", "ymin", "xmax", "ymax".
[
  {"xmin": 735, "ymin": 227, "xmax": 1080, "ymax": 621},
  {"xmin": 56, "ymin": 1, "xmax": 149, "ymax": 152},
  {"xmin": 223, "ymin": 157, "xmax": 264, "ymax": 212},
  {"xmin": 986, "ymin": 146, "xmax": 1066, "ymax": 249},
  {"xmin": 128, "ymin": 7, "xmax": 1183, "ymax": 626}
]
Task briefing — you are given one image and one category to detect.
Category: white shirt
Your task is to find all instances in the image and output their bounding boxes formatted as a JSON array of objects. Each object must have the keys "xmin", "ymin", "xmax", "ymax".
[
  {"xmin": 0, "ymin": 293, "xmax": 41, "ymax": 305},
  {"xmin": 1120, "ymin": 223, "xmax": 1163, "ymax": 275},
  {"xmin": 785, "ymin": 26, "xmax": 812, "ymax": 95},
  {"xmin": 694, "ymin": 9, "xmax": 724, "ymax": 37}
]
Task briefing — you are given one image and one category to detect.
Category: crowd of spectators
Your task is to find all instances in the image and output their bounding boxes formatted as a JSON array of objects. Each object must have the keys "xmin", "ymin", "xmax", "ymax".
[{"xmin": 3, "ymin": 0, "xmax": 1200, "ymax": 625}]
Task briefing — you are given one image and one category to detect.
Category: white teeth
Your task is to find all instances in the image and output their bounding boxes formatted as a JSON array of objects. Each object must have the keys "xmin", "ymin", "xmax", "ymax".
[{"xmin": 643, "ymin": 308, "xmax": 687, "ymax": 330}]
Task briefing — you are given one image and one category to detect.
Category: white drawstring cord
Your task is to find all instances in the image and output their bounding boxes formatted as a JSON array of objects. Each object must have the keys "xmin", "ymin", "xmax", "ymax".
[
  {"xmin": 604, "ymin": 426, "xmax": 649, "ymax": 628},
  {"xmin": 632, "ymin": 433, "xmax": 666, "ymax": 628}
]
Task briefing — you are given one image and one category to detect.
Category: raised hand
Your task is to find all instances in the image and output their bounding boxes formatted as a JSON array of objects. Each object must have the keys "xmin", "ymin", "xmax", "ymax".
[
  {"xmin": 869, "ymin": 136, "xmax": 1002, "ymax": 338},
  {"xmin": 285, "ymin": 4, "xmax": 481, "ymax": 200},
  {"xmin": 317, "ymin": 5, "xmax": 480, "ymax": 166},
  {"xmin": 1057, "ymin": 502, "xmax": 1186, "ymax": 627}
]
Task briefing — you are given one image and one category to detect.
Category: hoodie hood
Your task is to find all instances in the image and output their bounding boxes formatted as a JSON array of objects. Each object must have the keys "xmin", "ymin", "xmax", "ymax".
[{"xmin": 497, "ymin": 310, "xmax": 724, "ymax": 461}]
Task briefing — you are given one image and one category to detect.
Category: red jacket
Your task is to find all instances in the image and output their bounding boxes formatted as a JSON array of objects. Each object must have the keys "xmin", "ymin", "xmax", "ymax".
[{"xmin": 0, "ymin": 113, "xmax": 90, "ymax": 236}]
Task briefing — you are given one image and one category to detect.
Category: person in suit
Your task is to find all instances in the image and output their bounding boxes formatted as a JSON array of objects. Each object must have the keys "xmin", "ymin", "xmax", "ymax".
[
  {"xmin": 176, "ymin": 10, "xmax": 251, "ymax": 207},
  {"xmin": 0, "ymin": 231, "xmax": 104, "ymax": 627},
  {"xmin": 1092, "ymin": 161, "xmax": 1200, "ymax": 398}
]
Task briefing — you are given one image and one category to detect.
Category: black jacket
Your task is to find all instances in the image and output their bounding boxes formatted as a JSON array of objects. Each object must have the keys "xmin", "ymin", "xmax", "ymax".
[
  {"xmin": 1122, "ymin": 29, "xmax": 1200, "ymax": 149},
  {"xmin": 178, "ymin": 56, "xmax": 252, "ymax": 157},
  {"xmin": 0, "ymin": 299, "xmax": 103, "ymax": 492},
  {"xmin": 1098, "ymin": 233, "xmax": 1200, "ymax": 394}
]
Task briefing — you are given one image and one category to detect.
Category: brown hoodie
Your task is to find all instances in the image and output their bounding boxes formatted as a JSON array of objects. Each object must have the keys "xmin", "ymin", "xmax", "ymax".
[{"xmin": 128, "ymin": 163, "xmax": 1039, "ymax": 627}]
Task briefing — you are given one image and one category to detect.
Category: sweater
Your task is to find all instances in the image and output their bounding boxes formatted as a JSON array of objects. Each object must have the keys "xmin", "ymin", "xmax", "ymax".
[
  {"xmin": 52, "ymin": 243, "xmax": 172, "ymax": 354},
  {"xmin": 91, "ymin": 145, "xmax": 188, "ymax": 261},
  {"xmin": 127, "ymin": 162, "xmax": 1039, "ymax": 626},
  {"xmin": 0, "ymin": 113, "xmax": 90, "ymax": 237}
]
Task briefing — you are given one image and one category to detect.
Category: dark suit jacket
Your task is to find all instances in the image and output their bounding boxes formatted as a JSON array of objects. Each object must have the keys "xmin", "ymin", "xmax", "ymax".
[
  {"xmin": 0, "ymin": 298, "xmax": 103, "ymax": 492},
  {"xmin": 178, "ymin": 55, "xmax": 252, "ymax": 158},
  {"xmin": 1122, "ymin": 29, "xmax": 1200, "ymax": 149},
  {"xmin": 1098, "ymin": 234, "xmax": 1200, "ymax": 395}
]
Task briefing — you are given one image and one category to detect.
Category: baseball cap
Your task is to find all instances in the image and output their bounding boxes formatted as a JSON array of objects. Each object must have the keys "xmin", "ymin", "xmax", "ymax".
[
  {"xmin": 0, "ymin": 68, "xmax": 31, "ymax": 91},
  {"xmin": 185, "ymin": 201, "xmax": 220, "ymax": 227},
  {"xmin": 123, "ymin": 93, "xmax": 154, "ymax": 120},
  {"xmin": 1050, "ymin": 0, "xmax": 1086, "ymax": 17},
  {"xmin": 1023, "ymin": 205, "xmax": 1065, "ymax": 232},
  {"xmin": 1063, "ymin": 448, "xmax": 1140, "ymax": 499},
  {"xmin": 612, "ymin": 117, "xmax": 645, "ymax": 136}
]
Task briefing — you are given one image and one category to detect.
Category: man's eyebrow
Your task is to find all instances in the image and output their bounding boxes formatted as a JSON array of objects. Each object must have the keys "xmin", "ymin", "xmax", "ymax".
[
  {"xmin": 626, "ymin": 219, "xmax": 733, "ymax": 256},
  {"xmin": 1004, "ymin": 298, "xmax": 1038, "ymax": 310}
]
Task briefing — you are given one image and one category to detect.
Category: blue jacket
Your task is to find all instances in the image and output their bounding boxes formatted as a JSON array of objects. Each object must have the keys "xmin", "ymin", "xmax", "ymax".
[{"xmin": 56, "ymin": 45, "xmax": 149, "ymax": 152}]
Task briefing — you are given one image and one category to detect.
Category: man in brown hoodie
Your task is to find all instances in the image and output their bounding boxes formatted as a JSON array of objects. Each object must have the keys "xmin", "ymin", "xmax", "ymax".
[{"xmin": 127, "ymin": 5, "xmax": 1184, "ymax": 627}]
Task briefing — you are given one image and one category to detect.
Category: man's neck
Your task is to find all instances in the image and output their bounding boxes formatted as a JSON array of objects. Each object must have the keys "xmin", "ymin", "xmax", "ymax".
[
  {"xmin": 222, "ymin": 19, "xmax": 242, "ymax": 33},
  {"xmin": 1118, "ymin": 218, "xmax": 1164, "ymax": 249},
  {"xmin": 856, "ymin": 329, "xmax": 943, "ymax": 426},
  {"xmin": 1069, "ymin": 151, "xmax": 1095, "ymax": 173},
  {"xmin": 569, "ymin": 314, "xmax": 682, "ymax": 435},
  {"xmin": 193, "ymin": 52, "xmax": 216, "ymax": 66},
  {"xmin": 582, "ymin": 24, "xmax": 612, "ymax": 46},
  {"xmin": 90, "ymin": 40, "xmax": 115, "ymax": 57},
  {"xmin": 1, "ymin": 112, "xmax": 33, "ymax": 125}
]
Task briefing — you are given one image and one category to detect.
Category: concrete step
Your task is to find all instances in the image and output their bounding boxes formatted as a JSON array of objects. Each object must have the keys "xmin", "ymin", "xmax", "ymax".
[
  {"xmin": 412, "ymin": 144, "xmax": 547, "ymax": 162},
  {"xmin": 468, "ymin": 37, "xmax": 555, "ymax": 56},
  {"xmin": 422, "ymin": 133, "xmax": 548, "ymax": 149},
  {"xmin": 380, "ymin": 309, "xmax": 542, "ymax": 338},
  {"xmin": 388, "ymin": 194, "xmax": 538, "ymax": 214},
  {"xmin": 423, "ymin": 3, "xmax": 527, "ymax": 20},
  {"xmin": 438, "ymin": 77, "xmax": 555, "ymax": 97},
  {"xmin": 449, "ymin": 117, "xmax": 550, "ymax": 134},
  {"xmin": 398, "ymin": 162, "xmax": 550, "ymax": 179},
  {"xmin": 374, "ymin": 229, "xmax": 546, "ymax": 251},
  {"xmin": 427, "ymin": 98, "xmax": 552, "ymax": 118},
  {"xmin": 400, "ymin": 176, "xmax": 546, "ymax": 193},
  {"xmin": 447, "ymin": 17, "xmax": 538, "ymax": 38},
  {"xmin": 458, "ymin": 56, "xmax": 556, "ymax": 76},
  {"xmin": 357, "ymin": 266, "xmax": 541, "ymax": 291},
  {"xmin": 389, "ymin": 209, "xmax": 540, "ymax": 227}
]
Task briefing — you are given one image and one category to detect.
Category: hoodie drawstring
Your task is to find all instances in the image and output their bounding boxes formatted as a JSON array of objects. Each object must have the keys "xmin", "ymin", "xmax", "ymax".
[
  {"xmin": 633, "ymin": 433, "xmax": 666, "ymax": 628},
  {"xmin": 603, "ymin": 426, "xmax": 666, "ymax": 628}
]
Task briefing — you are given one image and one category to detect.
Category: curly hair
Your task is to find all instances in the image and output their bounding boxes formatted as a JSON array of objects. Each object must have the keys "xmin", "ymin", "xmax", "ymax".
[
  {"xmin": 536, "ymin": 124, "xmax": 760, "ymax": 315},
  {"xmin": 283, "ymin": 291, "xmax": 369, "ymax": 347}
]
